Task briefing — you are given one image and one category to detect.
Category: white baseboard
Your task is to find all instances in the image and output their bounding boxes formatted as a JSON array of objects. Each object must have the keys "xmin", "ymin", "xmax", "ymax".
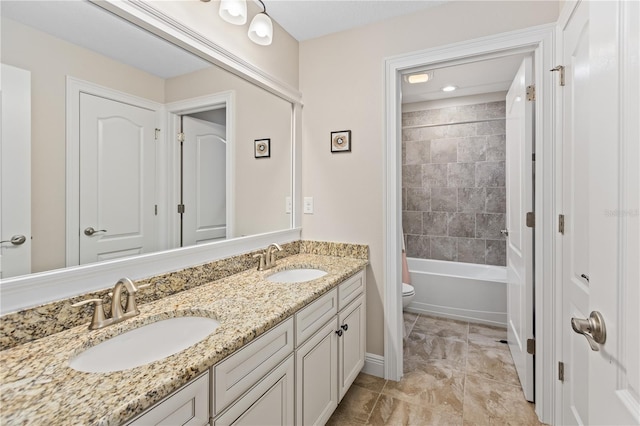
[
  {"xmin": 405, "ymin": 302, "xmax": 506, "ymax": 327},
  {"xmin": 362, "ymin": 352, "xmax": 384, "ymax": 378}
]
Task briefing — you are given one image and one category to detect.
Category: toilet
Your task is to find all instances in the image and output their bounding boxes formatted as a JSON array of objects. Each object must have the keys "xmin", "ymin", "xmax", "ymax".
[{"xmin": 402, "ymin": 282, "xmax": 415, "ymax": 309}]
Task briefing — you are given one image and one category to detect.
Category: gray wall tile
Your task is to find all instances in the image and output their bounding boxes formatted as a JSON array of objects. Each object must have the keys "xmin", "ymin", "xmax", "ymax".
[
  {"xmin": 402, "ymin": 211, "xmax": 423, "ymax": 234},
  {"xmin": 431, "ymin": 187, "xmax": 457, "ymax": 212},
  {"xmin": 430, "ymin": 138, "xmax": 457, "ymax": 163},
  {"xmin": 448, "ymin": 163, "xmax": 475, "ymax": 187},
  {"xmin": 458, "ymin": 238, "xmax": 486, "ymax": 264},
  {"xmin": 423, "ymin": 212, "xmax": 448, "ymax": 236},
  {"xmin": 407, "ymin": 188, "xmax": 430, "ymax": 211},
  {"xmin": 457, "ymin": 136, "xmax": 487, "ymax": 162},
  {"xmin": 476, "ymin": 161, "xmax": 506, "ymax": 187},
  {"xmin": 458, "ymin": 188, "xmax": 486, "ymax": 212},
  {"xmin": 405, "ymin": 140, "xmax": 431, "ymax": 164},
  {"xmin": 476, "ymin": 213, "xmax": 506, "ymax": 239},
  {"xmin": 402, "ymin": 100, "xmax": 507, "ymax": 266},
  {"xmin": 430, "ymin": 237, "xmax": 457, "ymax": 261},
  {"xmin": 486, "ymin": 239, "xmax": 506, "ymax": 266},
  {"xmin": 447, "ymin": 213, "xmax": 476, "ymax": 238},
  {"xmin": 486, "ymin": 187, "xmax": 506, "ymax": 213}
]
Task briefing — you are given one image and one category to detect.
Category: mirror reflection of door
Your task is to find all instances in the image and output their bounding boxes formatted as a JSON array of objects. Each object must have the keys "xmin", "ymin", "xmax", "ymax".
[
  {"xmin": 180, "ymin": 113, "xmax": 227, "ymax": 246},
  {"xmin": 79, "ymin": 93, "xmax": 157, "ymax": 265}
]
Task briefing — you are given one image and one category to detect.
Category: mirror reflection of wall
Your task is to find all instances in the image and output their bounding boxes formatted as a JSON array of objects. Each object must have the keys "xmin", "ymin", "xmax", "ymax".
[{"xmin": 0, "ymin": 1, "xmax": 293, "ymax": 279}]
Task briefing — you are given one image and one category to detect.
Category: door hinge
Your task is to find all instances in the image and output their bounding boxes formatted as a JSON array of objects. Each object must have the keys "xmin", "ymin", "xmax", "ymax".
[
  {"xmin": 155, "ymin": 128, "xmax": 161, "ymax": 140},
  {"xmin": 526, "ymin": 212, "xmax": 535, "ymax": 228},
  {"xmin": 532, "ymin": 153, "xmax": 536, "ymax": 162},
  {"xmin": 550, "ymin": 65, "xmax": 565, "ymax": 86},
  {"xmin": 177, "ymin": 132, "xmax": 185, "ymax": 143},
  {"xmin": 559, "ymin": 214, "xmax": 565, "ymax": 235},
  {"xmin": 154, "ymin": 205, "xmax": 158, "ymax": 216},
  {"xmin": 526, "ymin": 85, "xmax": 536, "ymax": 101},
  {"xmin": 558, "ymin": 361, "xmax": 565, "ymax": 382},
  {"xmin": 527, "ymin": 338, "xmax": 536, "ymax": 355},
  {"xmin": 177, "ymin": 204, "xmax": 185, "ymax": 214}
]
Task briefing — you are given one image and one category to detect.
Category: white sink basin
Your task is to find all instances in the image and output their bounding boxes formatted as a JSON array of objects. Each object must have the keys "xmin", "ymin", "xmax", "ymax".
[
  {"xmin": 69, "ymin": 316, "xmax": 219, "ymax": 373},
  {"xmin": 267, "ymin": 268, "xmax": 327, "ymax": 283}
]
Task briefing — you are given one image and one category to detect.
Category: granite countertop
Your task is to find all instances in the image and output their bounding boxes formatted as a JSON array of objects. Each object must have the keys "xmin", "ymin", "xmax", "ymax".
[{"xmin": 0, "ymin": 253, "xmax": 367, "ymax": 425}]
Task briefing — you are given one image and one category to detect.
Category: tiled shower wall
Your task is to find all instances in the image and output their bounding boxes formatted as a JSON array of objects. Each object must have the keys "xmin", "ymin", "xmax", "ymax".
[{"xmin": 402, "ymin": 100, "xmax": 507, "ymax": 266}]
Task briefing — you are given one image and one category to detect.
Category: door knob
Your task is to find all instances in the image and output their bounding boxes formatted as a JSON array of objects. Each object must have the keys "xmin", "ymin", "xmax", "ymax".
[
  {"xmin": 571, "ymin": 311, "xmax": 606, "ymax": 351},
  {"xmin": 0, "ymin": 235, "xmax": 27, "ymax": 245},
  {"xmin": 500, "ymin": 229, "xmax": 509, "ymax": 237},
  {"xmin": 84, "ymin": 227, "xmax": 107, "ymax": 236}
]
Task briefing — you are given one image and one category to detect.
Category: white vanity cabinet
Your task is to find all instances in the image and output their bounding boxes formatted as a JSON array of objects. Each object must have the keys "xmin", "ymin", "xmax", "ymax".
[
  {"xmin": 126, "ymin": 371, "xmax": 210, "ymax": 426},
  {"xmin": 295, "ymin": 270, "xmax": 366, "ymax": 426}
]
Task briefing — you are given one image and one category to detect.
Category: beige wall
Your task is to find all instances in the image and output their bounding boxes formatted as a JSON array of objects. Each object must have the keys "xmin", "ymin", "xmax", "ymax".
[
  {"xmin": 166, "ymin": 69, "xmax": 292, "ymax": 237},
  {"xmin": 148, "ymin": 0, "xmax": 299, "ymax": 89},
  {"xmin": 1, "ymin": 18, "xmax": 166, "ymax": 273},
  {"xmin": 299, "ymin": 1, "xmax": 560, "ymax": 356}
]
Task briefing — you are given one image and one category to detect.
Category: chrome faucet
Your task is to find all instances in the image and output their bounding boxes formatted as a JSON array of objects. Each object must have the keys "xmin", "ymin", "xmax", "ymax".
[
  {"xmin": 254, "ymin": 243, "xmax": 283, "ymax": 271},
  {"xmin": 72, "ymin": 277, "xmax": 146, "ymax": 330}
]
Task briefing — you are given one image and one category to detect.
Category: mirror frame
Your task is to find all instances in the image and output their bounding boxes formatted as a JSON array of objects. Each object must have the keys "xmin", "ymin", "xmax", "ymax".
[{"xmin": 0, "ymin": 0, "xmax": 303, "ymax": 314}]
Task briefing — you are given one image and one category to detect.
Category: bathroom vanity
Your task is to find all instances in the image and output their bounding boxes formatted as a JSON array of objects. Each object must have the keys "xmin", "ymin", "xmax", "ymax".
[{"xmin": 0, "ymin": 248, "xmax": 367, "ymax": 425}]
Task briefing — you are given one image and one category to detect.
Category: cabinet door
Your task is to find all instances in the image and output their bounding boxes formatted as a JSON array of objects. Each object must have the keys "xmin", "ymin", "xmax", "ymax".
[
  {"xmin": 127, "ymin": 372, "xmax": 209, "ymax": 426},
  {"xmin": 338, "ymin": 295, "xmax": 366, "ymax": 401},
  {"xmin": 296, "ymin": 318, "xmax": 338, "ymax": 426},
  {"xmin": 214, "ymin": 355, "xmax": 294, "ymax": 426}
]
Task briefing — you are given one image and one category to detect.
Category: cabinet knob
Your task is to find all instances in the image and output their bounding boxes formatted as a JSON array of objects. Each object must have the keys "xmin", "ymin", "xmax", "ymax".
[
  {"xmin": 335, "ymin": 329, "xmax": 343, "ymax": 337},
  {"xmin": 341, "ymin": 324, "xmax": 348, "ymax": 332}
]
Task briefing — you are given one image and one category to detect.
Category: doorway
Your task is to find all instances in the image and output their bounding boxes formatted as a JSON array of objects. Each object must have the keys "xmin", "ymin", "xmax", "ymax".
[{"xmin": 383, "ymin": 25, "xmax": 556, "ymax": 423}]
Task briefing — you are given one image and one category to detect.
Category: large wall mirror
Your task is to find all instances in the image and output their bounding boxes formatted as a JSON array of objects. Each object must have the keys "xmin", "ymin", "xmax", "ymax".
[{"xmin": 1, "ymin": 0, "xmax": 295, "ymax": 283}]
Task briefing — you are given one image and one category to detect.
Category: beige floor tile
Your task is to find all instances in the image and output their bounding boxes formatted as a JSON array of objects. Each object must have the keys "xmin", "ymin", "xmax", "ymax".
[
  {"xmin": 404, "ymin": 312, "xmax": 419, "ymax": 336},
  {"xmin": 466, "ymin": 341, "xmax": 520, "ymax": 387},
  {"xmin": 368, "ymin": 394, "xmax": 463, "ymax": 426},
  {"xmin": 328, "ymin": 383, "xmax": 380, "ymax": 424},
  {"xmin": 463, "ymin": 374, "xmax": 542, "ymax": 425},
  {"xmin": 468, "ymin": 323, "xmax": 508, "ymax": 346},
  {"xmin": 354, "ymin": 372, "xmax": 387, "ymax": 393},
  {"xmin": 381, "ymin": 365, "xmax": 464, "ymax": 414},
  {"xmin": 404, "ymin": 331, "xmax": 467, "ymax": 372},
  {"xmin": 412, "ymin": 315, "xmax": 469, "ymax": 340}
]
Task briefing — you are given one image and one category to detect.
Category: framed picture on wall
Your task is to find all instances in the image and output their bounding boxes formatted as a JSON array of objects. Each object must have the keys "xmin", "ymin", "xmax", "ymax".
[
  {"xmin": 331, "ymin": 130, "xmax": 351, "ymax": 153},
  {"xmin": 254, "ymin": 138, "xmax": 270, "ymax": 158}
]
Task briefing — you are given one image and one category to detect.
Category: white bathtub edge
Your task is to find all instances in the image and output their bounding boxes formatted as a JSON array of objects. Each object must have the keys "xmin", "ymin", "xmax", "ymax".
[{"xmin": 405, "ymin": 302, "xmax": 507, "ymax": 328}]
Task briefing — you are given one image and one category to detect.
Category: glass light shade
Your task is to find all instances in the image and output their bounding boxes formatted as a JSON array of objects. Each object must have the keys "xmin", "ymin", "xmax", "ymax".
[
  {"xmin": 248, "ymin": 13, "xmax": 273, "ymax": 46},
  {"xmin": 219, "ymin": 0, "xmax": 247, "ymax": 25}
]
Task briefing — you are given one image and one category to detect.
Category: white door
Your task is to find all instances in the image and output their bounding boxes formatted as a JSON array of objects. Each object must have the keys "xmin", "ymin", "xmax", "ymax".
[
  {"xmin": 560, "ymin": 1, "xmax": 640, "ymax": 424},
  {"xmin": 505, "ymin": 57, "xmax": 535, "ymax": 402},
  {"xmin": 79, "ymin": 93, "xmax": 156, "ymax": 265},
  {"xmin": 0, "ymin": 64, "xmax": 32, "ymax": 278},
  {"xmin": 182, "ymin": 116, "xmax": 226, "ymax": 246}
]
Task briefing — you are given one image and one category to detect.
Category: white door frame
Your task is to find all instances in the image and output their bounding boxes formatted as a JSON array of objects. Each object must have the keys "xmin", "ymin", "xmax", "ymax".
[
  {"xmin": 65, "ymin": 77, "xmax": 163, "ymax": 267},
  {"xmin": 165, "ymin": 92, "xmax": 235, "ymax": 249},
  {"xmin": 383, "ymin": 24, "xmax": 557, "ymax": 423}
]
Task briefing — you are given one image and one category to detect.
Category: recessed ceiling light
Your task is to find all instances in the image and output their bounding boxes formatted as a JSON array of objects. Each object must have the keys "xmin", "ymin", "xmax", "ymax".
[
  {"xmin": 404, "ymin": 72, "xmax": 432, "ymax": 84},
  {"xmin": 442, "ymin": 85, "xmax": 458, "ymax": 92}
]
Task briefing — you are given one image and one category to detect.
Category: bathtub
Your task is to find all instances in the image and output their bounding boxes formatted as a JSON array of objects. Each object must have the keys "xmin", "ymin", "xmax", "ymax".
[{"xmin": 406, "ymin": 258, "xmax": 507, "ymax": 327}]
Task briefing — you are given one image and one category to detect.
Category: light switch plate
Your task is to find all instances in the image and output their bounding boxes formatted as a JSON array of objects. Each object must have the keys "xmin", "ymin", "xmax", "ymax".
[
  {"xmin": 303, "ymin": 197, "xmax": 314, "ymax": 214},
  {"xmin": 285, "ymin": 196, "xmax": 292, "ymax": 214}
]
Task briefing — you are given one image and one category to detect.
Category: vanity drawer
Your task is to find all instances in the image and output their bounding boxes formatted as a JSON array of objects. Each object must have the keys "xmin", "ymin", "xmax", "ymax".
[
  {"xmin": 213, "ymin": 317, "xmax": 294, "ymax": 416},
  {"xmin": 338, "ymin": 270, "xmax": 365, "ymax": 310},
  {"xmin": 295, "ymin": 288, "xmax": 338, "ymax": 346},
  {"xmin": 127, "ymin": 371, "xmax": 209, "ymax": 426}
]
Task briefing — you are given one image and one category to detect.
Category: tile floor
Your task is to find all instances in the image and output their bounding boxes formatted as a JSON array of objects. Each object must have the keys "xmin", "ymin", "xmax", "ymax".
[{"xmin": 327, "ymin": 313, "xmax": 544, "ymax": 425}]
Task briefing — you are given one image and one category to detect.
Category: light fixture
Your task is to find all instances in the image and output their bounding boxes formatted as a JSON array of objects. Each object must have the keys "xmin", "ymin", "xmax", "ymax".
[
  {"xmin": 404, "ymin": 72, "xmax": 433, "ymax": 84},
  {"xmin": 219, "ymin": 0, "xmax": 247, "ymax": 25},
  {"xmin": 248, "ymin": 0, "xmax": 273, "ymax": 46},
  {"xmin": 442, "ymin": 85, "xmax": 458, "ymax": 92}
]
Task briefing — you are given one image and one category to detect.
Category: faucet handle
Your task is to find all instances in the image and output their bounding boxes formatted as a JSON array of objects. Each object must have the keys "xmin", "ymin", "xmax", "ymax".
[
  {"xmin": 72, "ymin": 299, "xmax": 107, "ymax": 330},
  {"xmin": 254, "ymin": 253, "xmax": 266, "ymax": 271}
]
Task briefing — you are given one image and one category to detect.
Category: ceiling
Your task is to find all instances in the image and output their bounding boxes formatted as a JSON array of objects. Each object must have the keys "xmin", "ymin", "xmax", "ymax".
[{"xmin": 263, "ymin": 0, "xmax": 447, "ymax": 41}]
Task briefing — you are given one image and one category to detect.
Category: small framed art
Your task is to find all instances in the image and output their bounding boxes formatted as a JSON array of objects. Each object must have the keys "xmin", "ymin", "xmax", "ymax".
[
  {"xmin": 254, "ymin": 138, "xmax": 270, "ymax": 158},
  {"xmin": 331, "ymin": 130, "xmax": 351, "ymax": 153}
]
